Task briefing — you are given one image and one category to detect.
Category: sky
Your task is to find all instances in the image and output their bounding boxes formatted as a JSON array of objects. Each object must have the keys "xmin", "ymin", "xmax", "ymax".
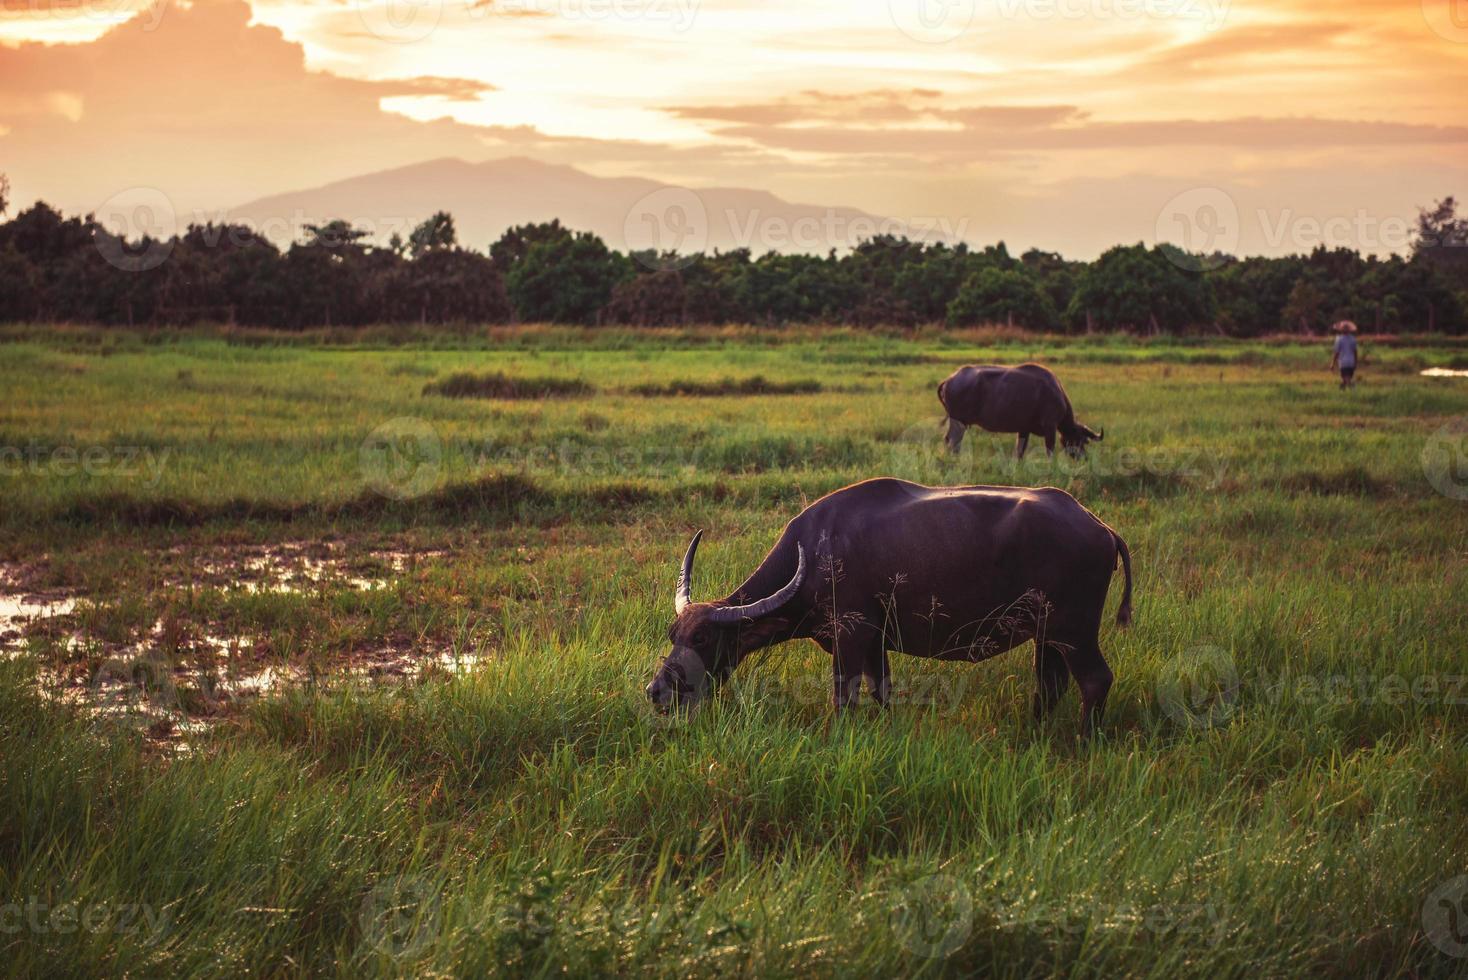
[{"xmin": 1, "ymin": 0, "xmax": 1466, "ymax": 258}]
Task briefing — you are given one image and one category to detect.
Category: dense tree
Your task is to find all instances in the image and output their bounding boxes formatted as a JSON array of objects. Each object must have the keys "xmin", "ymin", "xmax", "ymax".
[
  {"xmin": 1412, "ymin": 198, "xmax": 1468, "ymax": 318},
  {"xmin": 0, "ymin": 191, "xmax": 1460, "ymax": 333},
  {"xmin": 892, "ymin": 243, "xmax": 971, "ymax": 323},
  {"xmin": 604, "ymin": 269, "xmax": 688, "ymax": 326},
  {"xmin": 408, "ymin": 211, "xmax": 457, "ymax": 258},
  {"xmin": 0, "ymin": 201, "xmax": 93, "ymax": 265},
  {"xmin": 1280, "ymin": 277, "xmax": 1330, "ymax": 334},
  {"xmin": 1020, "ymin": 249, "xmax": 1082, "ymax": 324},
  {"xmin": 1065, "ymin": 244, "xmax": 1216, "ymax": 333},
  {"xmin": 490, "ymin": 220, "xmax": 572, "ymax": 276},
  {"xmin": 1210, "ymin": 255, "xmax": 1303, "ymax": 337},
  {"xmin": 1414, "ymin": 198, "xmax": 1468, "ymax": 262},
  {"xmin": 0, "ymin": 246, "xmax": 41, "ymax": 321},
  {"xmin": 393, "ymin": 248, "xmax": 512, "ymax": 323},
  {"xmin": 506, "ymin": 229, "xmax": 630, "ymax": 324},
  {"xmin": 947, "ymin": 266, "xmax": 1057, "ymax": 328}
]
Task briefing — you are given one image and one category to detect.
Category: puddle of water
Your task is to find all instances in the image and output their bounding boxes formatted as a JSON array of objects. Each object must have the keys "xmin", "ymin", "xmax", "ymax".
[
  {"xmin": 0, "ymin": 594, "xmax": 77, "ymax": 622},
  {"xmin": 3, "ymin": 545, "xmax": 469, "ymax": 751},
  {"xmin": 210, "ymin": 575, "xmax": 390, "ymax": 596},
  {"xmin": 353, "ymin": 650, "xmax": 484, "ymax": 680},
  {"xmin": 217, "ymin": 663, "xmax": 297, "ymax": 695},
  {"xmin": 1421, "ymin": 367, "xmax": 1468, "ymax": 378},
  {"xmin": 0, "ymin": 571, "xmax": 79, "ymax": 651},
  {"xmin": 37, "ymin": 644, "xmax": 482, "ymax": 754},
  {"xmin": 190, "ymin": 545, "xmax": 442, "ymax": 595}
]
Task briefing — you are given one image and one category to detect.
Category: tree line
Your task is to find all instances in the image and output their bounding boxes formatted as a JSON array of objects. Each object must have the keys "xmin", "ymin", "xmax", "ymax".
[{"xmin": 1, "ymin": 181, "xmax": 1465, "ymax": 334}]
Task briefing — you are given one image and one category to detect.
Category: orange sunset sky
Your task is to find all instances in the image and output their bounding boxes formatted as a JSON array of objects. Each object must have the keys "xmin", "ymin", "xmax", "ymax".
[{"xmin": 1, "ymin": 0, "xmax": 1466, "ymax": 257}]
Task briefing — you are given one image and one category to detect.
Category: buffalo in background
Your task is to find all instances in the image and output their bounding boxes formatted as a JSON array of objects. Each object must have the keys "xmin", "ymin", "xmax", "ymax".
[{"xmin": 938, "ymin": 363, "xmax": 1104, "ymax": 459}]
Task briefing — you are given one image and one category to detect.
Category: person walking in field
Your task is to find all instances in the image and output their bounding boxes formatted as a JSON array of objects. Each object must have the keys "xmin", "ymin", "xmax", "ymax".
[{"xmin": 1330, "ymin": 320, "xmax": 1359, "ymax": 389}]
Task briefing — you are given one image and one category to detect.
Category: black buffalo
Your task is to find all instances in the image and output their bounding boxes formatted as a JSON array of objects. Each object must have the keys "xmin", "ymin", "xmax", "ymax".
[
  {"xmin": 647, "ymin": 478, "xmax": 1132, "ymax": 733},
  {"xmin": 938, "ymin": 363, "xmax": 1103, "ymax": 458}
]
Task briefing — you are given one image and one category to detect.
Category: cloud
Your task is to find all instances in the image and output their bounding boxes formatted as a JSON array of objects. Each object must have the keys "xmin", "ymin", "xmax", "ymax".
[
  {"xmin": 0, "ymin": 1, "xmax": 504, "ymax": 211},
  {"xmin": 0, "ymin": 0, "xmax": 1463, "ymax": 259},
  {"xmin": 666, "ymin": 88, "xmax": 1468, "ymax": 161}
]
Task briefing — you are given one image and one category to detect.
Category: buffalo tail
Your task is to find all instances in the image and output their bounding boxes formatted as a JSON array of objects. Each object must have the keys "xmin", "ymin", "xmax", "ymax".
[{"xmin": 1111, "ymin": 530, "xmax": 1133, "ymax": 627}]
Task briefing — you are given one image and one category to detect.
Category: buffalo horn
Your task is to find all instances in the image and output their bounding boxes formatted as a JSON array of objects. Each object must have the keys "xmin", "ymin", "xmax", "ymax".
[
  {"xmin": 706, "ymin": 544, "xmax": 807, "ymax": 624},
  {"xmin": 675, "ymin": 530, "xmax": 703, "ymax": 614}
]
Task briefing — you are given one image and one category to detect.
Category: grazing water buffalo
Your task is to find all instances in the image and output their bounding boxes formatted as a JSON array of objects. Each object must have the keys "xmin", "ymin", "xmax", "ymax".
[
  {"xmin": 647, "ymin": 478, "xmax": 1132, "ymax": 733},
  {"xmin": 938, "ymin": 363, "xmax": 1103, "ymax": 459}
]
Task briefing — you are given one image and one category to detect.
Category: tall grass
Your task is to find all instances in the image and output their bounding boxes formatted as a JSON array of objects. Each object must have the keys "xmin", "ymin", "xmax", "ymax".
[{"xmin": 0, "ymin": 328, "xmax": 1465, "ymax": 975}]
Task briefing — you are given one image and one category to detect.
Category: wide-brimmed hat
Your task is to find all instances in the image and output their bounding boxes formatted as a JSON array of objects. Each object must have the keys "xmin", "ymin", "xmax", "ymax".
[{"xmin": 1332, "ymin": 320, "xmax": 1358, "ymax": 334}]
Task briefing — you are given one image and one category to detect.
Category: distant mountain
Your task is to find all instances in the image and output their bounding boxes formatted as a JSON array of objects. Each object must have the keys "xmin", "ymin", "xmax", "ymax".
[{"xmin": 226, "ymin": 157, "xmax": 934, "ymax": 255}]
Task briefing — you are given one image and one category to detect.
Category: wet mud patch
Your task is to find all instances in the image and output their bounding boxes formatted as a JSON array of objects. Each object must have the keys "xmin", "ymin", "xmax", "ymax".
[
  {"xmin": 629, "ymin": 375, "xmax": 822, "ymax": 397},
  {"xmin": 0, "ymin": 565, "xmax": 79, "ymax": 651},
  {"xmin": 2, "ymin": 542, "xmax": 487, "ymax": 751},
  {"xmin": 181, "ymin": 539, "xmax": 448, "ymax": 593},
  {"xmin": 423, "ymin": 371, "xmax": 595, "ymax": 400},
  {"xmin": 40, "ymin": 644, "xmax": 486, "ymax": 753}
]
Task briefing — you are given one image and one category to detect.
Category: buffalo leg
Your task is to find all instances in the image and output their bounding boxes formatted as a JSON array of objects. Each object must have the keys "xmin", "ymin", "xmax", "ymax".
[
  {"xmin": 944, "ymin": 418, "xmax": 966, "ymax": 454},
  {"xmin": 831, "ymin": 639, "xmax": 883, "ymax": 710},
  {"xmin": 864, "ymin": 647, "xmax": 891, "ymax": 707},
  {"xmin": 1033, "ymin": 642, "xmax": 1071, "ymax": 720},
  {"xmin": 831, "ymin": 644, "xmax": 863, "ymax": 709},
  {"xmin": 1060, "ymin": 642, "xmax": 1113, "ymax": 736},
  {"xmin": 1015, "ymin": 434, "xmax": 1029, "ymax": 459},
  {"xmin": 1043, "ymin": 430, "xmax": 1056, "ymax": 457}
]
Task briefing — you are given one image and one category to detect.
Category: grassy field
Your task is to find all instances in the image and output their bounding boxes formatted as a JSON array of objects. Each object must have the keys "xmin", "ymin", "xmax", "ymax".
[{"xmin": 1, "ymin": 325, "xmax": 1467, "ymax": 977}]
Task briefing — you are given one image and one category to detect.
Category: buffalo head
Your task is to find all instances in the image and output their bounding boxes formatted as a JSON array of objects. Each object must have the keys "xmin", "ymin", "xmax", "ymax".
[
  {"xmin": 1060, "ymin": 422, "xmax": 1104, "ymax": 458},
  {"xmin": 646, "ymin": 531, "xmax": 806, "ymax": 712}
]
